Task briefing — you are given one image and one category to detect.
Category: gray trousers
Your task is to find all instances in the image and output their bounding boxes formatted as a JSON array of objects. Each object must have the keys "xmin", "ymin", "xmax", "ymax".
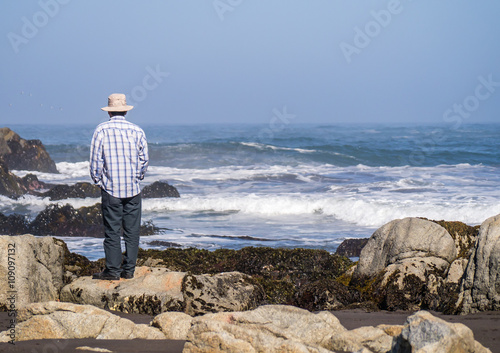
[{"xmin": 101, "ymin": 189, "xmax": 142, "ymax": 277}]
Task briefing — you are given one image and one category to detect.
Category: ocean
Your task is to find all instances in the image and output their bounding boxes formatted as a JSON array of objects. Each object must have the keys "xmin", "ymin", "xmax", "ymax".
[{"xmin": 3, "ymin": 123, "xmax": 500, "ymax": 261}]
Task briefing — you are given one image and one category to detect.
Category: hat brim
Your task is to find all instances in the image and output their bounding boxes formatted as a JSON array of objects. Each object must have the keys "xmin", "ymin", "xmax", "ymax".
[{"xmin": 101, "ymin": 105, "xmax": 134, "ymax": 112}]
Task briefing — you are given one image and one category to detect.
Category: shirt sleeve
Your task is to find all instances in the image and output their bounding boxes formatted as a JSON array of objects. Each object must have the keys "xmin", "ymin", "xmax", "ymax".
[
  {"xmin": 138, "ymin": 132, "xmax": 149, "ymax": 180},
  {"xmin": 89, "ymin": 129, "xmax": 104, "ymax": 185}
]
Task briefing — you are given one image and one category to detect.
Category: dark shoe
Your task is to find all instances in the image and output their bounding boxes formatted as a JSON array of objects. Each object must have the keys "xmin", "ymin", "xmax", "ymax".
[
  {"xmin": 121, "ymin": 272, "xmax": 134, "ymax": 279},
  {"xmin": 92, "ymin": 271, "xmax": 120, "ymax": 281}
]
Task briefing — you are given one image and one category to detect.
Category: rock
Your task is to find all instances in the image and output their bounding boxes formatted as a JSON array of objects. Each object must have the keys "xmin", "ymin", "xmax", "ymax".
[
  {"xmin": 392, "ymin": 310, "xmax": 491, "ymax": 353},
  {"xmin": 0, "ymin": 213, "xmax": 30, "ymax": 235},
  {"xmin": 429, "ymin": 219, "xmax": 479, "ymax": 259},
  {"xmin": 335, "ymin": 238, "xmax": 368, "ymax": 258},
  {"xmin": 348, "ymin": 218, "xmax": 461, "ymax": 311},
  {"xmin": 183, "ymin": 305, "xmax": 345, "ymax": 353},
  {"xmin": 0, "ymin": 235, "xmax": 66, "ymax": 310},
  {"xmin": 29, "ymin": 203, "xmax": 104, "ymax": 237},
  {"xmin": 141, "ymin": 181, "xmax": 180, "ymax": 198},
  {"xmin": 0, "ymin": 160, "xmax": 46, "ymax": 198},
  {"xmin": 60, "ymin": 267, "xmax": 263, "ymax": 316},
  {"xmin": 328, "ymin": 326, "xmax": 394, "ymax": 353},
  {"xmin": 136, "ymin": 246, "xmax": 353, "ymax": 307},
  {"xmin": 355, "ymin": 217, "xmax": 457, "ymax": 278},
  {"xmin": 0, "ymin": 301, "xmax": 165, "ymax": 342},
  {"xmin": 183, "ymin": 272, "xmax": 264, "ymax": 316},
  {"xmin": 294, "ymin": 278, "xmax": 362, "ymax": 311},
  {"xmin": 151, "ymin": 311, "xmax": 193, "ymax": 340},
  {"xmin": 459, "ymin": 214, "xmax": 500, "ymax": 314},
  {"xmin": 40, "ymin": 182, "xmax": 101, "ymax": 200},
  {"xmin": 446, "ymin": 258, "xmax": 468, "ymax": 285},
  {"xmin": 0, "ymin": 127, "xmax": 58, "ymax": 173},
  {"xmin": 27, "ymin": 203, "xmax": 161, "ymax": 237},
  {"xmin": 60, "ymin": 267, "xmax": 185, "ymax": 315}
]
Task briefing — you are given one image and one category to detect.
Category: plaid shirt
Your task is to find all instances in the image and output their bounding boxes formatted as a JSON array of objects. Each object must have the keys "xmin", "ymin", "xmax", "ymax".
[{"xmin": 90, "ymin": 116, "xmax": 149, "ymax": 198}]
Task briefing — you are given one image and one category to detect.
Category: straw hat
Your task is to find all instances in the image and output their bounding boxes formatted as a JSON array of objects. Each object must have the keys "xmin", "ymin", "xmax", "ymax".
[{"xmin": 101, "ymin": 93, "xmax": 134, "ymax": 112}]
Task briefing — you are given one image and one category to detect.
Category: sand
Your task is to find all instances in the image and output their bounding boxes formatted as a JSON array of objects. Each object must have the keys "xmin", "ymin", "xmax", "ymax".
[{"xmin": 0, "ymin": 309, "xmax": 498, "ymax": 353}]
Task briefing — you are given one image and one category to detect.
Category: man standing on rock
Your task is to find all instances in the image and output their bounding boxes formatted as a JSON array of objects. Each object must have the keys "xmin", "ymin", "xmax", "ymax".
[{"xmin": 90, "ymin": 93, "xmax": 149, "ymax": 280}]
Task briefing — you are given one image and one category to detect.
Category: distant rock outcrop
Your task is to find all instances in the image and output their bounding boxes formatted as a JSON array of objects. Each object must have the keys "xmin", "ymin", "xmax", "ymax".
[
  {"xmin": 39, "ymin": 182, "xmax": 101, "ymax": 200},
  {"xmin": 0, "ymin": 159, "xmax": 47, "ymax": 198},
  {"xmin": 142, "ymin": 181, "xmax": 180, "ymax": 198},
  {"xmin": 335, "ymin": 238, "xmax": 368, "ymax": 258},
  {"xmin": 37, "ymin": 181, "xmax": 181, "ymax": 201},
  {"xmin": 0, "ymin": 203, "xmax": 163, "ymax": 237},
  {"xmin": 0, "ymin": 127, "xmax": 58, "ymax": 173}
]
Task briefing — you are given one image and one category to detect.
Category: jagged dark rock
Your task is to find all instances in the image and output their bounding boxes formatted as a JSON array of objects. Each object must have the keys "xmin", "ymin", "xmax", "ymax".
[
  {"xmin": 40, "ymin": 182, "xmax": 101, "ymax": 201},
  {"xmin": 0, "ymin": 127, "xmax": 58, "ymax": 173},
  {"xmin": 37, "ymin": 181, "xmax": 180, "ymax": 201},
  {"xmin": 0, "ymin": 213, "xmax": 30, "ymax": 235},
  {"xmin": 27, "ymin": 203, "xmax": 160, "ymax": 237},
  {"xmin": 0, "ymin": 159, "xmax": 47, "ymax": 198},
  {"xmin": 148, "ymin": 240, "xmax": 182, "ymax": 248},
  {"xmin": 335, "ymin": 238, "xmax": 368, "ymax": 258},
  {"xmin": 141, "ymin": 181, "xmax": 180, "ymax": 198}
]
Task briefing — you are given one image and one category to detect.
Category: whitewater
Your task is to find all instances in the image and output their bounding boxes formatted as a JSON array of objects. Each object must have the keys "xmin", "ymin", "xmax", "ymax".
[{"xmin": 3, "ymin": 123, "xmax": 500, "ymax": 260}]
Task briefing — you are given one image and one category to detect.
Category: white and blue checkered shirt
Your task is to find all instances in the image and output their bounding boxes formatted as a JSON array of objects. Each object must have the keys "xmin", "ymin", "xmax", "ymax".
[{"xmin": 90, "ymin": 116, "xmax": 149, "ymax": 198}]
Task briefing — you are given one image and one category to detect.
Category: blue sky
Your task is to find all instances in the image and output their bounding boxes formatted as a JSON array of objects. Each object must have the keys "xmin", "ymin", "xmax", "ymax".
[{"xmin": 1, "ymin": 1, "xmax": 500, "ymax": 125}]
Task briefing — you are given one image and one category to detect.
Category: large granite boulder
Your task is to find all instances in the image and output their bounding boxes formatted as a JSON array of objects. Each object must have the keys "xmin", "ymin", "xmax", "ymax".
[
  {"xmin": 459, "ymin": 214, "xmax": 500, "ymax": 314},
  {"xmin": 152, "ymin": 311, "xmax": 193, "ymax": 340},
  {"xmin": 0, "ymin": 301, "xmax": 165, "ymax": 342},
  {"xmin": 0, "ymin": 127, "xmax": 58, "ymax": 173},
  {"xmin": 392, "ymin": 311, "xmax": 491, "ymax": 353},
  {"xmin": 60, "ymin": 267, "xmax": 185, "ymax": 315},
  {"xmin": 183, "ymin": 305, "xmax": 345, "ymax": 353},
  {"xmin": 352, "ymin": 217, "xmax": 459, "ymax": 312},
  {"xmin": 183, "ymin": 272, "xmax": 264, "ymax": 316},
  {"xmin": 0, "ymin": 235, "xmax": 66, "ymax": 310},
  {"xmin": 60, "ymin": 267, "xmax": 264, "ymax": 316},
  {"xmin": 355, "ymin": 217, "xmax": 457, "ymax": 277},
  {"xmin": 183, "ymin": 306, "xmax": 490, "ymax": 353}
]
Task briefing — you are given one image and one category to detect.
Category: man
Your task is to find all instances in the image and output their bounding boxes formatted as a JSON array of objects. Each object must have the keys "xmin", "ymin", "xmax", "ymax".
[{"xmin": 90, "ymin": 93, "xmax": 149, "ymax": 280}]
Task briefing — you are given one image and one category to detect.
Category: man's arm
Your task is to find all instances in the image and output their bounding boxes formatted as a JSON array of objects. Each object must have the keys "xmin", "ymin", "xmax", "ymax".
[
  {"xmin": 138, "ymin": 133, "xmax": 149, "ymax": 180},
  {"xmin": 89, "ymin": 130, "xmax": 104, "ymax": 185}
]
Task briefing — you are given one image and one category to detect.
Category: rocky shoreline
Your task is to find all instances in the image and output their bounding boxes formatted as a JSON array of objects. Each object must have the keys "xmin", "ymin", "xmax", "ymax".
[
  {"xmin": 1, "ymin": 127, "xmax": 498, "ymax": 352},
  {"xmin": 0, "ymin": 212, "xmax": 499, "ymax": 352}
]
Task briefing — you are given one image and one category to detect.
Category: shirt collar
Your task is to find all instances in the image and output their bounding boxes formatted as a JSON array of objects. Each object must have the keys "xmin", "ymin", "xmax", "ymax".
[{"xmin": 109, "ymin": 116, "xmax": 126, "ymax": 121}]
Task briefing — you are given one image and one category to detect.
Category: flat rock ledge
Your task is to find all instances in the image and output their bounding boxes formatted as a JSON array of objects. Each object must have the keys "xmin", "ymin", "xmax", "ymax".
[
  {"xmin": 60, "ymin": 266, "xmax": 264, "ymax": 316},
  {"xmin": 0, "ymin": 302, "xmax": 491, "ymax": 353}
]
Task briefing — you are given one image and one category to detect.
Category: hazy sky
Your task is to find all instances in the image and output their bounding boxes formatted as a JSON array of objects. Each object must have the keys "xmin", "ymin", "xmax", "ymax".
[{"xmin": 1, "ymin": 1, "xmax": 500, "ymax": 126}]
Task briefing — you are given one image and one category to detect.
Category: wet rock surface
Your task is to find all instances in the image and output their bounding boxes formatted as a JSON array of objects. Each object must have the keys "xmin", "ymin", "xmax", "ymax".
[
  {"xmin": 141, "ymin": 181, "xmax": 180, "ymax": 198},
  {"xmin": 0, "ymin": 203, "xmax": 163, "ymax": 237},
  {"xmin": 0, "ymin": 127, "xmax": 58, "ymax": 173},
  {"xmin": 335, "ymin": 238, "xmax": 368, "ymax": 258},
  {"xmin": 0, "ymin": 160, "xmax": 48, "ymax": 198}
]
